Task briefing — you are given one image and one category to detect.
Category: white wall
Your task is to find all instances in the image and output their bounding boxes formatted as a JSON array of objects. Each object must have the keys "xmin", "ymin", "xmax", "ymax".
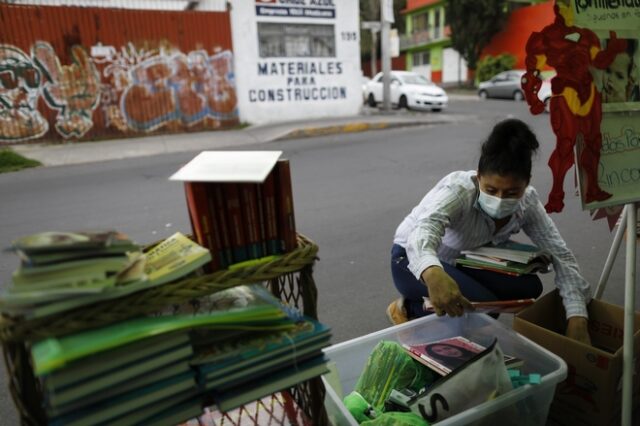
[
  {"xmin": 442, "ymin": 47, "xmax": 467, "ymax": 85},
  {"xmin": 230, "ymin": 0, "xmax": 362, "ymax": 125},
  {"xmin": 194, "ymin": 0, "xmax": 227, "ymax": 10}
]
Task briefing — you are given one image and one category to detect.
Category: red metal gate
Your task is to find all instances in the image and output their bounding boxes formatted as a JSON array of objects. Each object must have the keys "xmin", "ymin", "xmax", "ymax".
[{"xmin": 0, "ymin": 4, "xmax": 237, "ymax": 144}]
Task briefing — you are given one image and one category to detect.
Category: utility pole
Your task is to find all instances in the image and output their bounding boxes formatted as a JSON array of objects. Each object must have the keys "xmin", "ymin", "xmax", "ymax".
[{"xmin": 380, "ymin": 0, "xmax": 394, "ymax": 111}]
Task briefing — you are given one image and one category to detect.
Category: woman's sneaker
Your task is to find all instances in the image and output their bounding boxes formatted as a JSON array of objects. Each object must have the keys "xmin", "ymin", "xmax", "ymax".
[{"xmin": 386, "ymin": 298, "xmax": 408, "ymax": 325}]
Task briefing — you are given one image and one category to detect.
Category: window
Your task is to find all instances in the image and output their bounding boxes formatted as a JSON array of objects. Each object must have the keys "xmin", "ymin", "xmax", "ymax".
[
  {"xmin": 258, "ymin": 23, "xmax": 335, "ymax": 58},
  {"xmin": 434, "ymin": 8, "xmax": 441, "ymax": 39},
  {"xmin": 412, "ymin": 12, "xmax": 428, "ymax": 32},
  {"xmin": 412, "ymin": 51, "xmax": 430, "ymax": 66}
]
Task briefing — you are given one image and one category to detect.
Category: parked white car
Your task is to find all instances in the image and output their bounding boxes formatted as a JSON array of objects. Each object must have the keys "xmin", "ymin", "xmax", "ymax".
[
  {"xmin": 365, "ymin": 71, "xmax": 448, "ymax": 111},
  {"xmin": 537, "ymin": 79, "xmax": 552, "ymax": 113}
]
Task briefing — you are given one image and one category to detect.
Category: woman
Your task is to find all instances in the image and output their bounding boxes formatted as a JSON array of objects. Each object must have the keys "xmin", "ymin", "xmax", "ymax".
[
  {"xmin": 601, "ymin": 38, "xmax": 638, "ymax": 103},
  {"xmin": 389, "ymin": 118, "xmax": 592, "ymax": 344}
]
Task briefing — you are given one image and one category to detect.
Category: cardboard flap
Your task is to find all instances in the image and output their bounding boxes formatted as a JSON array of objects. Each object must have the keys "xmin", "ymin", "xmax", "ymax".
[{"xmin": 169, "ymin": 151, "xmax": 283, "ymax": 183}]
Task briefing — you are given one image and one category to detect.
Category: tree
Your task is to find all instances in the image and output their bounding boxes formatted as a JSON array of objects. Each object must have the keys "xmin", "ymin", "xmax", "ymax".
[
  {"xmin": 359, "ymin": 0, "xmax": 406, "ymax": 76},
  {"xmin": 446, "ymin": 0, "xmax": 508, "ymax": 84}
]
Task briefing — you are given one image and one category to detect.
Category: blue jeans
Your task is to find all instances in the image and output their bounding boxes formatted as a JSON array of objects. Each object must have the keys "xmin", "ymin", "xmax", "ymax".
[{"xmin": 390, "ymin": 244, "xmax": 543, "ymax": 319}]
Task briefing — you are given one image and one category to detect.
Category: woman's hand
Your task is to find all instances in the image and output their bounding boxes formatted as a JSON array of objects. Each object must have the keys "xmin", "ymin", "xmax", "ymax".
[
  {"xmin": 566, "ymin": 316, "xmax": 591, "ymax": 345},
  {"xmin": 421, "ymin": 266, "xmax": 473, "ymax": 317}
]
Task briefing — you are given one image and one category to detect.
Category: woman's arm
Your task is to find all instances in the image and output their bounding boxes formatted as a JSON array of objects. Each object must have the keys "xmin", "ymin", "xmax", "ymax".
[
  {"xmin": 522, "ymin": 190, "xmax": 593, "ymax": 344},
  {"xmin": 406, "ymin": 185, "xmax": 472, "ymax": 317}
]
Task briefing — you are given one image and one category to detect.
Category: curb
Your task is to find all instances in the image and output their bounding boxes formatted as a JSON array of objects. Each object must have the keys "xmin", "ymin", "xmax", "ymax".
[{"xmin": 277, "ymin": 119, "xmax": 450, "ymax": 141}]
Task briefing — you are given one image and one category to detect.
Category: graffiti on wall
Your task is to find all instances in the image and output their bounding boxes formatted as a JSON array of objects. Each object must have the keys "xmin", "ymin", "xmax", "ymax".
[
  {"xmin": 0, "ymin": 45, "xmax": 49, "ymax": 142},
  {"xmin": 0, "ymin": 41, "xmax": 238, "ymax": 143},
  {"xmin": 33, "ymin": 42, "xmax": 101, "ymax": 139},
  {"xmin": 94, "ymin": 43, "xmax": 238, "ymax": 133}
]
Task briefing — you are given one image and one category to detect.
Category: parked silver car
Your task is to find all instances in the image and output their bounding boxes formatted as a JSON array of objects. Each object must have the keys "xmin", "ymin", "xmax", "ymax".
[{"xmin": 478, "ymin": 70, "xmax": 526, "ymax": 101}]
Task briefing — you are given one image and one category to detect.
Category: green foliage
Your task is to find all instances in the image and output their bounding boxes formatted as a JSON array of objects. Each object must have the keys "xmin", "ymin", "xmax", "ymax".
[
  {"xmin": 446, "ymin": 0, "xmax": 509, "ymax": 75},
  {"xmin": 476, "ymin": 53, "xmax": 517, "ymax": 83},
  {"xmin": 359, "ymin": 0, "xmax": 406, "ymax": 63},
  {"xmin": 0, "ymin": 149, "xmax": 41, "ymax": 173}
]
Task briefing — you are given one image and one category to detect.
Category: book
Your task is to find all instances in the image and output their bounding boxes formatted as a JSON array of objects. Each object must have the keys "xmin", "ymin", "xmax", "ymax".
[
  {"xmin": 192, "ymin": 317, "xmax": 330, "ymax": 366},
  {"xmin": 239, "ymin": 183, "xmax": 263, "ymax": 259},
  {"xmin": 184, "ymin": 181, "xmax": 221, "ymax": 272},
  {"xmin": 403, "ymin": 336, "xmax": 521, "ymax": 376},
  {"xmin": 214, "ymin": 356, "xmax": 329, "ymax": 412},
  {"xmin": 274, "ymin": 159, "xmax": 297, "ymax": 253},
  {"xmin": 11, "ymin": 255, "xmax": 133, "ymax": 290},
  {"xmin": 455, "ymin": 255, "xmax": 551, "ymax": 276},
  {"xmin": 261, "ymin": 170, "xmax": 281, "ymax": 255},
  {"xmin": 48, "ymin": 371, "xmax": 197, "ymax": 426},
  {"xmin": 210, "ymin": 184, "xmax": 233, "ymax": 267},
  {"xmin": 144, "ymin": 231, "xmax": 211, "ymax": 286},
  {"xmin": 47, "ymin": 361, "xmax": 193, "ymax": 417},
  {"xmin": 204, "ymin": 344, "xmax": 326, "ymax": 390},
  {"xmin": 11, "ymin": 230, "xmax": 137, "ymax": 255},
  {"xmin": 45, "ymin": 341, "xmax": 193, "ymax": 408},
  {"xmin": 460, "ymin": 241, "xmax": 550, "ymax": 265},
  {"xmin": 423, "ymin": 297, "xmax": 535, "ymax": 314},
  {"xmin": 197, "ymin": 319, "xmax": 331, "ymax": 390},
  {"xmin": 223, "ymin": 183, "xmax": 249, "ymax": 263},
  {"xmin": 42, "ymin": 332, "xmax": 190, "ymax": 392}
]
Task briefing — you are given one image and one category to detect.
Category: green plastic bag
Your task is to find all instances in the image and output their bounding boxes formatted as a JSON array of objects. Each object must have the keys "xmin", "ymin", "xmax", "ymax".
[
  {"xmin": 361, "ymin": 411, "xmax": 430, "ymax": 426},
  {"xmin": 353, "ymin": 340, "xmax": 436, "ymax": 412}
]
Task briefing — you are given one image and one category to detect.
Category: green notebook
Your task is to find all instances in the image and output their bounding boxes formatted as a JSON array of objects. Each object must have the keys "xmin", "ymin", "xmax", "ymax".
[
  {"xmin": 46, "ymin": 344, "xmax": 193, "ymax": 408},
  {"xmin": 43, "ymin": 332, "xmax": 190, "ymax": 391},
  {"xmin": 49, "ymin": 372, "xmax": 196, "ymax": 426},
  {"xmin": 46, "ymin": 360, "xmax": 192, "ymax": 417},
  {"xmin": 214, "ymin": 356, "xmax": 329, "ymax": 413}
]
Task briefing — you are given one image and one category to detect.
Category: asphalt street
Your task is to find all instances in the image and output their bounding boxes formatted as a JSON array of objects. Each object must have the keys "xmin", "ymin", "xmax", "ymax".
[{"xmin": 0, "ymin": 97, "xmax": 635, "ymax": 423}]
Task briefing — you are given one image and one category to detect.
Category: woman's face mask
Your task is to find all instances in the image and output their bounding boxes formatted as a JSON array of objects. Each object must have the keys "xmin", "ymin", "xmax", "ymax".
[{"xmin": 477, "ymin": 173, "xmax": 528, "ymax": 219}]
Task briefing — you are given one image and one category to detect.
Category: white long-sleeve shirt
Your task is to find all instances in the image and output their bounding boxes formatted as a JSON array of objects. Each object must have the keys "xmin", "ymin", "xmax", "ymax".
[{"xmin": 393, "ymin": 170, "xmax": 592, "ymax": 319}]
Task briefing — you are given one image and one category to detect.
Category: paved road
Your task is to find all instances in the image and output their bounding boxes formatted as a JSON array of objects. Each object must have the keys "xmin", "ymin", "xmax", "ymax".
[{"xmin": 0, "ymin": 97, "xmax": 633, "ymax": 423}]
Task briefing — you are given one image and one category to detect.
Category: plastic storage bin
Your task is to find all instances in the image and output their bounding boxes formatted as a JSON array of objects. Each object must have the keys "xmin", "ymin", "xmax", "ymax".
[{"xmin": 323, "ymin": 313, "xmax": 567, "ymax": 426}]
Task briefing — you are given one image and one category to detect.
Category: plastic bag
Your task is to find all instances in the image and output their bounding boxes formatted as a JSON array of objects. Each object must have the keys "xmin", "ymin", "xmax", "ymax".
[
  {"xmin": 408, "ymin": 339, "xmax": 513, "ymax": 423},
  {"xmin": 360, "ymin": 411, "xmax": 430, "ymax": 426},
  {"xmin": 353, "ymin": 340, "xmax": 436, "ymax": 412}
]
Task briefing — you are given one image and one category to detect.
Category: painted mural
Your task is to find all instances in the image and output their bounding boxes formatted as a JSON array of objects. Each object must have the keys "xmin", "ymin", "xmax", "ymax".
[
  {"xmin": 95, "ymin": 44, "xmax": 238, "ymax": 134},
  {"xmin": 0, "ymin": 44, "xmax": 49, "ymax": 142},
  {"xmin": 0, "ymin": 41, "xmax": 238, "ymax": 143}
]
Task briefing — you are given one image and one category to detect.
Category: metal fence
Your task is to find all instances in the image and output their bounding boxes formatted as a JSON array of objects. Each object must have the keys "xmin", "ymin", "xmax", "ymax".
[
  {"xmin": 1, "ymin": 0, "xmax": 225, "ymax": 12},
  {"xmin": 0, "ymin": 2, "xmax": 237, "ymax": 144}
]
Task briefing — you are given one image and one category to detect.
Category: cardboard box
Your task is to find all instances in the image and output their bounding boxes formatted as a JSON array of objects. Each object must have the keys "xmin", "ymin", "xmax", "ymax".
[{"xmin": 513, "ymin": 290, "xmax": 640, "ymax": 426}]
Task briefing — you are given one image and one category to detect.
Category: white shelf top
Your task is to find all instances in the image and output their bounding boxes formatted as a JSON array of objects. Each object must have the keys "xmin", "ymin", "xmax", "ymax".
[{"xmin": 169, "ymin": 151, "xmax": 283, "ymax": 183}]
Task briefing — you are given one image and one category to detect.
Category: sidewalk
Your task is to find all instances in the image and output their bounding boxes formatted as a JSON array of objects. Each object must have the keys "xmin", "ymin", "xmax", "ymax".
[{"xmin": 11, "ymin": 98, "xmax": 475, "ymax": 167}]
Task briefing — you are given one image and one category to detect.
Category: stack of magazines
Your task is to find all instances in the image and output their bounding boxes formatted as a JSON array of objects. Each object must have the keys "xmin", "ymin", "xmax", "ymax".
[
  {"xmin": 0, "ymin": 231, "xmax": 211, "ymax": 319},
  {"xmin": 456, "ymin": 241, "xmax": 552, "ymax": 276}
]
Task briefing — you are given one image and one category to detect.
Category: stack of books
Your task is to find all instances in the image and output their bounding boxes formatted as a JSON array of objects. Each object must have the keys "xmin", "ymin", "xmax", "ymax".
[
  {"xmin": 456, "ymin": 241, "xmax": 552, "ymax": 276},
  {"xmin": 191, "ymin": 316, "xmax": 331, "ymax": 412},
  {"xmin": 28, "ymin": 284, "xmax": 329, "ymax": 425},
  {"xmin": 170, "ymin": 151, "xmax": 297, "ymax": 273},
  {"xmin": 1, "ymin": 231, "xmax": 211, "ymax": 319}
]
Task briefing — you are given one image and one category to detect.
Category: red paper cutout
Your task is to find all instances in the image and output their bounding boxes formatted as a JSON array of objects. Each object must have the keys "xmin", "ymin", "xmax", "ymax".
[{"xmin": 521, "ymin": 5, "xmax": 627, "ymax": 213}]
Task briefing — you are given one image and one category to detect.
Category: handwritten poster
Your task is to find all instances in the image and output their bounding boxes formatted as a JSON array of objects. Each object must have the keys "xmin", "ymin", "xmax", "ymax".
[{"xmin": 567, "ymin": 0, "xmax": 640, "ymax": 210}]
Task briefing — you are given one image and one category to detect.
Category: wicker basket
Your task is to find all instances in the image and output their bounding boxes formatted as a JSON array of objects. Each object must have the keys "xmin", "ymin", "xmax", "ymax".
[{"xmin": 0, "ymin": 234, "xmax": 328, "ymax": 425}]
